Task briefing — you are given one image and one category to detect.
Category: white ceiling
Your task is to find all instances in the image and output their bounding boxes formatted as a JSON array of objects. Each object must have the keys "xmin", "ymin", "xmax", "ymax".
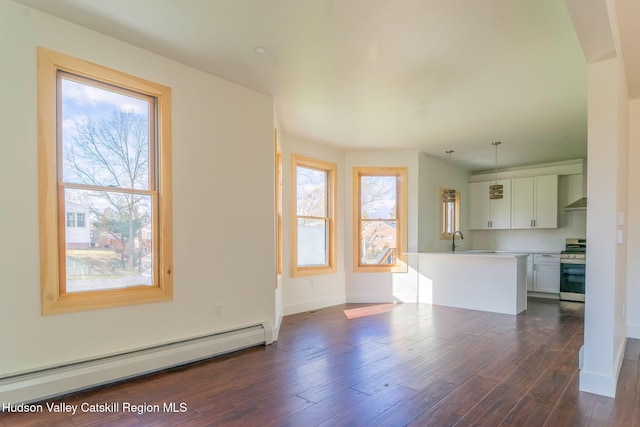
[{"xmin": 15, "ymin": 0, "xmax": 589, "ymax": 171}]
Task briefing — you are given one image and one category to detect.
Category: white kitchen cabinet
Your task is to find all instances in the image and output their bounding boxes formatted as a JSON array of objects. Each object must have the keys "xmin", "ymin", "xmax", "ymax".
[
  {"xmin": 526, "ymin": 254, "xmax": 533, "ymax": 291},
  {"xmin": 511, "ymin": 175, "xmax": 558, "ymax": 229},
  {"xmin": 468, "ymin": 180, "xmax": 511, "ymax": 230},
  {"xmin": 532, "ymin": 253, "xmax": 560, "ymax": 293}
]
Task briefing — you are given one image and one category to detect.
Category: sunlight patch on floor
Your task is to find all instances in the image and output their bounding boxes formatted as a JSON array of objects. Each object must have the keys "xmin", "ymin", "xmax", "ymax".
[{"xmin": 344, "ymin": 303, "xmax": 397, "ymax": 319}]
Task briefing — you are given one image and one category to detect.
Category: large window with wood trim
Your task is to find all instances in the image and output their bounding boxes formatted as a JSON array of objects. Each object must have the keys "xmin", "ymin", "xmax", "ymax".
[
  {"xmin": 38, "ymin": 47, "xmax": 173, "ymax": 315},
  {"xmin": 353, "ymin": 167, "xmax": 407, "ymax": 272},
  {"xmin": 291, "ymin": 155, "xmax": 336, "ymax": 276}
]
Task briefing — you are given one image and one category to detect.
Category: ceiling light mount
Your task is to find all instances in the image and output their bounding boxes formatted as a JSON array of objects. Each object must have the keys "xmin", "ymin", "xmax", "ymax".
[{"xmin": 253, "ymin": 46, "xmax": 268, "ymax": 55}]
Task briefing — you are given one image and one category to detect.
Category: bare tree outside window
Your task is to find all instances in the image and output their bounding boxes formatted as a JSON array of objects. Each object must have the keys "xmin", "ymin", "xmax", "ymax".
[{"xmin": 360, "ymin": 175, "xmax": 397, "ymax": 264}]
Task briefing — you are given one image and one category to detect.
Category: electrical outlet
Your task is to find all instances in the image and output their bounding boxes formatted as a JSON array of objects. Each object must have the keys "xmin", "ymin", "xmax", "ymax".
[{"xmin": 215, "ymin": 304, "xmax": 223, "ymax": 317}]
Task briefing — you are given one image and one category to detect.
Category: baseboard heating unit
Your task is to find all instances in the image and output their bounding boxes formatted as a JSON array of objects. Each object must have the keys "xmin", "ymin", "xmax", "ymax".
[{"xmin": 0, "ymin": 322, "xmax": 273, "ymax": 406}]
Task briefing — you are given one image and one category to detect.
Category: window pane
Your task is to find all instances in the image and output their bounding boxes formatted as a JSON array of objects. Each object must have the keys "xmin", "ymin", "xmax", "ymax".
[
  {"xmin": 297, "ymin": 218, "xmax": 327, "ymax": 266},
  {"xmin": 64, "ymin": 188, "xmax": 154, "ymax": 293},
  {"xmin": 296, "ymin": 166, "xmax": 327, "ymax": 217},
  {"xmin": 60, "ymin": 77, "xmax": 151, "ymax": 190},
  {"xmin": 361, "ymin": 220, "xmax": 397, "ymax": 264},
  {"xmin": 76, "ymin": 213, "xmax": 86, "ymax": 227},
  {"xmin": 447, "ymin": 200, "xmax": 455, "ymax": 233},
  {"xmin": 443, "ymin": 200, "xmax": 454, "ymax": 234},
  {"xmin": 361, "ymin": 176, "xmax": 397, "ymax": 219}
]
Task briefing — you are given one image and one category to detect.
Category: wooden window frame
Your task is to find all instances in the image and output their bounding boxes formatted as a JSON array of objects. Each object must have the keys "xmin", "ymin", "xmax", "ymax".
[
  {"xmin": 38, "ymin": 47, "xmax": 173, "ymax": 315},
  {"xmin": 353, "ymin": 167, "xmax": 408, "ymax": 273},
  {"xmin": 275, "ymin": 130, "xmax": 282, "ymax": 283},
  {"xmin": 439, "ymin": 188, "xmax": 461, "ymax": 239},
  {"xmin": 291, "ymin": 154, "xmax": 337, "ymax": 277}
]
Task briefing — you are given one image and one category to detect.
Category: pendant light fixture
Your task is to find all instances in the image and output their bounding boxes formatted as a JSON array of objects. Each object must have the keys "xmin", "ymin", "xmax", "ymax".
[
  {"xmin": 442, "ymin": 150, "xmax": 456, "ymax": 203},
  {"xmin": 489, "ymin": 141, "xmax": 503, "ymax": 200}
]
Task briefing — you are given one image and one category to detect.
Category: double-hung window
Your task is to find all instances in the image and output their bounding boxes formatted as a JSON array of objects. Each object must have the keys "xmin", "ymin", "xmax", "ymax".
[
  {"xmin": 291, "ymin": 155, "xmax": 336, "ymax": 276},
  {"xmin": 38, "ymin": 48, "xmax": 173, "ymax": 314},
  {"xmin": 353, "ymin": 167, "xmax": 407, "ymax": 272}
]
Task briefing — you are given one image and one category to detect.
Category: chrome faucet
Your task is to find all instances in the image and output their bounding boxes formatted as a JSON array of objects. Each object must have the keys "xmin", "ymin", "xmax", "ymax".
[{"xmin": 451, "ymin": 230, "xmax": 464, "ymax": 252}]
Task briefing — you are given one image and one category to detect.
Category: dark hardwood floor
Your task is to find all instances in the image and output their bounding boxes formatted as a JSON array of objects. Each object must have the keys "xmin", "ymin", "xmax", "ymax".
[{"xmin": 3, "ymin": 298, "xmax": 640, "ymax": 426}]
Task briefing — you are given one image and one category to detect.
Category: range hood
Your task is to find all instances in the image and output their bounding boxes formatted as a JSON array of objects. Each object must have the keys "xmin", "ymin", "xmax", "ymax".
[
  {"xmin": 564, "ymin": 158, "xmax": 587, "ymax": 211},
  {"xmin": 565, "ymin": 197, "xmax": 587, "ymax": 211}
]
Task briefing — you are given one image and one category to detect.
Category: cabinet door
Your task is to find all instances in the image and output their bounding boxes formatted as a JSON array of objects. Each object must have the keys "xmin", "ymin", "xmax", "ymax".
[
  {"xmin": 533, "ymin": 258, "xmax": 560, "ymax": 293},
  {"xmin": 490, "ymin": 179, "xmax": 511, "ymax": 229},
  {"xmin": 511, "ymin": 177, "xmax": 534, "ymax": 229},
  {"xmin": 526, "ymin": 258, "xmax": 533, "ymax": 291},
  {"xmin": 534, "ymin": 175, "xmax": 558, "ymax": 228},
  {"xmin": 469, "ymin": 181, "xmax": 491, "ymax": 229}
]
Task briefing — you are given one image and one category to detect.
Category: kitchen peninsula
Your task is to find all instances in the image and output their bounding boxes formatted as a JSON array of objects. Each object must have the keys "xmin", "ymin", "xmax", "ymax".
[{"xmin": 406, "ymin": 252, "xmax": 528, "ymax": 315}]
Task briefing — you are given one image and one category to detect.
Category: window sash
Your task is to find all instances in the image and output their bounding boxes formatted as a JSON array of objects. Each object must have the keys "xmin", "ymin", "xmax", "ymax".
[
  {"xmin": 291, "ymin": 154, "xmax": 336, "ymax": 277},
  {"xmin": 57, "ymin": 71, "xmax": 158, "ymax": 295}
]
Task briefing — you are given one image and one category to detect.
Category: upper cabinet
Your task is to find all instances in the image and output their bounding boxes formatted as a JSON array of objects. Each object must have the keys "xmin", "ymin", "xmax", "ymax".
[
  {"xmin": 468, "ymin": 180, "xmax": 512, "ymax": 229},
  {"xmin": 511, "ymin": 175, "xmax": 558, "ymax": 229},
  {"xmin": 469, "ymin": 175, "xmax": 558, "ymax": 230}
]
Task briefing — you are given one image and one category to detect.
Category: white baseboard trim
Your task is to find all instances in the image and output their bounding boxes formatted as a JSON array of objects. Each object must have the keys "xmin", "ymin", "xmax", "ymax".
[
  {"xmin": 0, "ymin": 323, "xmax": 271, "ymax": 405},
  {"xmin": 346, "ymin": 294, "xmax": 395, "ymax": 304},
  {"xmin": 346, "ymin": 294, "xmax": 418, "ymax": 304},
  {"xmin": 628, "ymin": 323, "xmax": 640, "ymax": 339},
  {"xmin": 527, "ymin": 291, "xmax": 559, "ymax": 300},
  {"xmin": 579, "ymin": 337, "xmax": 627, "ymax": 398},
  {"xmin": 579, "ymin": 370, "xmax": 617, "ymax": 397},
  {"xmin": 282, "ymin": 296, "xmax": 346, "ymax": 316}
]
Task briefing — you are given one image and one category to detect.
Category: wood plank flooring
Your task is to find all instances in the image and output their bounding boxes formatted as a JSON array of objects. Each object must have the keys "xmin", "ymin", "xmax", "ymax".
[{"xmin": 2, "ymin": 298, "xmax": 640, "ymax": 426}]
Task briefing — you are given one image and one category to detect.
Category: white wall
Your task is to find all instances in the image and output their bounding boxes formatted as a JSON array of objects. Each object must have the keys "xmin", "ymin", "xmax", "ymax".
[
  {"xmin": 627, "ymin": 100, "xmax": 640, "ymax": 337},
  {"xmin": 280, "ymin": 134, "xmax": 346, "ymax": 315},
  {"xmin": 0, "ymin": 1, "xmax": 275, "ymax": 375},
  {"xmin": 580, "ymin": 56, "xmax": 628, "ymax": 397}
]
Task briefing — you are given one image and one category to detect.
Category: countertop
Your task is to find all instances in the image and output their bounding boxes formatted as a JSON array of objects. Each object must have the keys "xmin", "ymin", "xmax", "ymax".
[{"xmin": 405, "ymin": 251, "xmax": 529, "ymax": 258}]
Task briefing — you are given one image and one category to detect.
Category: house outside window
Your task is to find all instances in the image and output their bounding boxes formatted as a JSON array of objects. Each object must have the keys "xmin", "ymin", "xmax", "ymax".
[
  {"xmin": 291, "ymin": 154, "xmax": 337, "ymax": 277},
  {"xmin": 353, "ymin": 167, "xmax": 407, "ymax": 273},
  {"xmin": 38, "ymin": 47, "xmax": 173, "ymax": 314}
]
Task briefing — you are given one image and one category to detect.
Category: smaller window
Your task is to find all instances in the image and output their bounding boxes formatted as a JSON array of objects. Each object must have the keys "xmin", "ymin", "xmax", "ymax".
[
  {"xmin": 76, "ymin": 213, "xmax": 86, "ymax": 228},
  {"xmin": 66, "ymin": 213, "xmax": 75, "ymax": 227},
  {"xmin": 353, "ymin": 167, "xmax": 407, "ymax": 273},
  {"xmin": 291, "ymin": 154, "xmax": 337, "ymax": 277},
  {"xmin": 440, "ymin": 188, "xmax": 460, "ymax": 239}
]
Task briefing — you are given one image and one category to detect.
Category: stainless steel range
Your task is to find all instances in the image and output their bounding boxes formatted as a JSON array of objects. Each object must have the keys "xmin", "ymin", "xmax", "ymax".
[{"xmin": 560, "ymin": 238, "xmax": 586, "ymax": 302}]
